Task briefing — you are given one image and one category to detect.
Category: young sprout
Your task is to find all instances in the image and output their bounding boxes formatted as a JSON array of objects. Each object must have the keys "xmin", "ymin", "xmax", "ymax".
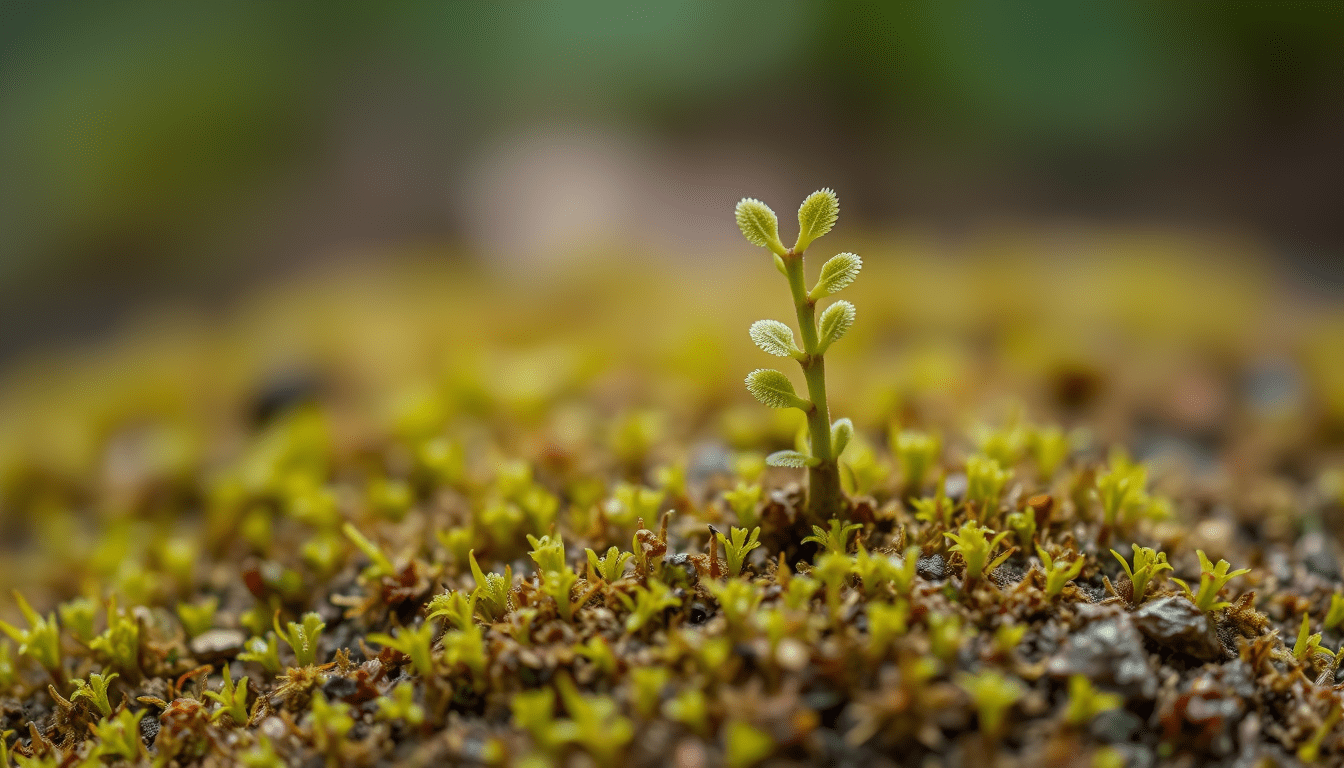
[
  {"xmin": 1028, "ymin": 425, "xmax": 1071, "ymax": 481},
  {"xmin": 1292, "ymin": 613, "xmax": 1336, "ymax": 664},
  {"xmin": 912, "ymin": 486, "xmax": 955, "ymax": 528},
  {"xmin": 586, "ymin": 546, "xmax": 634, "ymax": 584},
  {"xmin": 721, "ymin": 482, "xmax": 763, "ymax": 529},
  {"xmin": 1110, "ymin": 544, "xmax": 1173, "ymax": 606},
  {"xmin": 663, "ymin": 687, "xmax": 710, "ymax": 736},
  {"xmin": 526, "ymin": 532, "xmax": 568, "ymax": 577},
  {"xmin": 274, "ymin": 611, "xmax": 326, "ymax": 667},
  {"xmin": 70, "ymin": 671, "xmax": 119, "ymax": 718},
  {"xmin": 783, "ymin": 575, "xmax": 820, "ymax": 611},
  {"xmin": 1324, "ymin": 593, "xmax": 1344, "ymax": 631},
  {"xmin": 0, "ymin": 592, "xmax": 61, "ymax": 679},
  {"xmin": 540, "ymin": 569, "xmax": 585, "ymax": 622},
  {"xmin": 892, "ymin": 429, "xmax": 940, "ymax": 495},
  {"xmin": 707, "ymin": 579, "xmax": 762, "ymax": 633},
  {"xmin": 203, "ymin": 664, "xmax": 250, "ymax": 725},
  {"xmin": 618, "ymin": 578, "xmax": 681, "ymax": 635},
  {"xmin": 1064, "ymin": 675, "xmax": 1123, "ymax": 727},
  {"xmin": 238, "ymin": 633, "xmax": 282, "ymax": 675},
  {"xmin": 802, "ymin": 518, "xmax": 862, "ymax": 554},
  {"xmin": 58, "ymin": 597, "xmax": 98, "ymax": 642},
  {"xmin": 575, "ymin": 636, "xmax": 617, "ymax": 676},
  {"xmin": 629, "ymin": 666, "xmax": 670, "ymax": 719},
  {"xmin": 737, "ymin": 189, "xmax": 858, "ymax": 522},
  {"xmin": 1036, "ymin": 546, "xmax": 1086, "ymax": 600},
  {"xmin": 606, "ymin": 483, "xmax": 665, "ymax": 529},
  {"xmin": 889, "ymin": 546, "xmax": 921, "ymax": 597},
  {"xmin": 555, "ymin": 674, "xmax": 634, "ymax": 768},
  {"xmin": 1094, "ymin": 455, "xmax": 1149, "ymax": 529},
  {"xmin": 90, "ymin": 600, "xmax": 140, "ymax": 676},
  {"xmin": 964, "ymin": 455, "xmax": 1012, "ymax": 514},
  {"xmin": 716, "ymin": 526, "xmax": 762, "ymax": 577},
  {"xmin": 176, "ymin": 596, "xmax": 219, "ymax": 639},
  {"xmin": 1172, "ymin": 550, "xmax": 1251, "ymax": 613},
  {"xmin": 944, "ymin": 521, "xmax": 1013, "ymax": 583},
  {"xmin": 375, "ymin": 681, "xmax": 425, "ymax": 727},
  {"xmin": 866, "ymin": 600, "xmax": 910, "ymax": 658},
  {"xmin": 814, "ymin": 551, "xmax": 854, "ymax": 621},
  {"xmin": 927, "ymin": 611, "xmax": 963, "ymax": 665},
  {"xmin": 91, "ymin": 708, "xmax": 146, "ymax": 762},
  {"xmin": 724, "ymin": 720, "xmax": 775, "ymax": 768},
  {"xmin": 342, "ymin": 522, "xmax": 397, "ymax": 580},
  {"xmin": 426, "ymin": 590, "xmax": 476, "ymax": 631},
  {"xmin": 468, "ymin": 550, "xmax": 511, "ymax": 621},
  {"xmin": 993, "ymin": 623, "xmax": 1027, "ymax": 657},
  {"xmin": 368, "ymin": 622, "xmax": 436, "ymax": 677},
  {"xmin": 308, "ymin": 691, "xmax": 354, "ymax": 756},
  {"xmin": 957, "ymin": 670, "xmax": 1023, "ymax": 739},
  {"xmin": 441, "ymin": 625, "xmax": 486, "ymax": 679},
  {"xmin": 1005, "ymin": 507, "xmax": 1037, "ymax": 548}
]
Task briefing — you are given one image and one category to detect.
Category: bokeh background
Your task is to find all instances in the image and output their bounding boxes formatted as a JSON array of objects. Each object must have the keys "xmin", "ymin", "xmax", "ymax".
[{"xmin": 1, "ymin": 1, "xmax": 1342, "ymax": 363}]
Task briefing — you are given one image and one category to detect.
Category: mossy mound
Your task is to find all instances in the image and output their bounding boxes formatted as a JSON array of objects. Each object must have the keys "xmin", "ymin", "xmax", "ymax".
[{"xmin": 0, "ymin": 252, "xmax": 1342, "ymax": 767}]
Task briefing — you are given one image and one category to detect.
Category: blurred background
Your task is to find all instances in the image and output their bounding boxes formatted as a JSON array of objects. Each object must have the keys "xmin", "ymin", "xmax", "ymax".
[{"xmin": 1, "ymin": 0, "xmax": 1341, "ymax": 365}]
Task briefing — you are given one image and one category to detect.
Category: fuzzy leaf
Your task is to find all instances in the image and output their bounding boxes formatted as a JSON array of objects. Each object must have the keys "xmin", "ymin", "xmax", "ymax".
[
  {"xmin": 831, "ymin": 418, "xmax": 853, "ymax": 456},
  {"xmin": 810, "ymin": 252, "xmax": 862, "ymax": 300},
  {"xmin": 817, "ymin": 300, "xmax": 856, "ymax": 352},
  {"xmin": 749, "ymin": 320, "xmax": 801, "ymax": 358},
  {"xmin": 766, "ymin": 450, "xmax": 816, "ymax": 468},
  {"xmin": 745, "ymin": 369, "xmax": 808, "ymax": 410},
  {"xmin": 795, "ymin": 188, "xmax": 839, "ymax": 251},
  {"xmin": 735, "ymin": 198, "xmax": 785, "ymax": 255}
]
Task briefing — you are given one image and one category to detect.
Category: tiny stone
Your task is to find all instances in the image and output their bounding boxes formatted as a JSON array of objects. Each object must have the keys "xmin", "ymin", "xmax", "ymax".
[{"xmin": 188, "ymin": 628, "xmax": 245, "ymax": 663}]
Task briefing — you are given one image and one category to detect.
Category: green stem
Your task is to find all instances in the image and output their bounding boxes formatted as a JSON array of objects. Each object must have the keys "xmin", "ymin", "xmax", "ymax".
[{"xmin": 783, "ymin": 252, "xmax": 843, "ymax": 521}]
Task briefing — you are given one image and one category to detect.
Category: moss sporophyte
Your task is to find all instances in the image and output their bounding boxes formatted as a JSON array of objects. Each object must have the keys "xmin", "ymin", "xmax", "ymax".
[{"xmin": 737, "ymin": 189, "xmax": 857, "ymax": 522}]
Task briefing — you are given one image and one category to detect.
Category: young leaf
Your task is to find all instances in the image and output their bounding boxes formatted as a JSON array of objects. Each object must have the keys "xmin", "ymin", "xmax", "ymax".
[
  {"xmin": 809, "ymin": 252, "xmax": 862, "ymax": 300},
  {"xmin": 735, "ymin": 198, "xmax": 786, "ymax": 256},
  {"xmin": 816, "ymin": 300, "xmax": 856, "ymax": 352},
  {"xmin": 745, "ymin": 369, "xmax": 810, "ymax": 410},
  {"xmin": 749, "ymin": 319, "xmax": 803, "ymax": 358},
  {"xmin": 766, "ymin": 450, "xmax": 817, "ymax": 468},
  {"xmin": 795, "ymin": 188, "xmax": 839, "ymax": 251},
  {"xmin": 831, "ymin": 418, "xmax": 854, "ymax": 456}
]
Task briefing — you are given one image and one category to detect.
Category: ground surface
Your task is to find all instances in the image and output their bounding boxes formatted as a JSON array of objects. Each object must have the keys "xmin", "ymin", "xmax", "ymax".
[{"xmin": 0, "ymin": 248, "xmax": 1342, "ymax": 767}]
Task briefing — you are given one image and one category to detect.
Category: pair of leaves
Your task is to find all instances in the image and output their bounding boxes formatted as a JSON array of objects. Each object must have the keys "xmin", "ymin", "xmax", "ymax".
[
  {"xmin": 748, "ymin": 301, "xmax": 856, "ymax": 359},
  {"xmin": 765, "ymin": 418, "xmax": 853, "ymax": 468},
  {"xmin": 736, "ymin": 189, "xmax": 840, "ymax": 255}
]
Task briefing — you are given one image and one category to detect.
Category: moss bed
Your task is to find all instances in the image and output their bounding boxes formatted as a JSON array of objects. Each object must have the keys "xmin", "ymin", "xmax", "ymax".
[{"xmin": 0, "ymin": 251, "xmax": 1342, "ymax": 767}]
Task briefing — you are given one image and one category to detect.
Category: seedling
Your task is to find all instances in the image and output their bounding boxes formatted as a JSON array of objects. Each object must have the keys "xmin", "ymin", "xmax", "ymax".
[
  {"xmin": 526, "ymin": 533, "xmax": 567, "ymax": 577},
  {"xmin": 90, "ymin": 708, "xmax": 146, "ymax": 762},
  {"xmin": 58, "ymin": 597, "xmax": 97, "ymax": 642},
  {"xmin": 1005, "ymin": 507, "xmax": 1037, "ymax": 548},
  {"xmin": 629, "ymin": 666, "xmax": 670, "ymax": 719},
  {"xmin": 1292, "ymin": 613, "xmax": 1335, "ymax": 663},
  {"xmin": 70, "ymin": 671, "xmax": 118, "ymax": 717},
  {"xmin": 945, "ymin": 521, "xmax": 1013, "ymax": 583},
  {"xmin": 1094, "ymin": 454, "xmax": 1149, "ymax": 529},
  {"xmin": 203, "ymin": 664, "xmax": 250, "ymax": 725},
  {"xmin": 555, "ymin": 674, "xmax": 634, "ymax": 768},
  {"xmin": 993, "ymin": 623, "xmax": 1027, "ymax": 657},
  {"xmin": 1064, "ymin": 675, "xmax": 1122, "ymax": 727},
  {"xmin": 342, "ymin": 522, "xmax": 397, "ymax": 581},
  {"xmin": 90, "ymin": 598, "xmax": 140, "ymax": 676},
  {"xmin": 724, "ymin": 720, "xmax": 775, "ymax": 768},
  {"xmin": 586, "ymin": 546, "xmax": 634, "ymax": 584},
  {"xmin": 375, "ymin": 681, "xmax": 425, "ymax": 727},
  {"xmin": 274, "ymin": 612, "xmax": 325, "ymax": 667},
  {"xmin": 368, "ymin": 622, "xmax": 435, "ymax": 677},
  {"xmin": 425, "ymin": 590, "xmax": 476, "ymax": 631},
  {"xmin": 708, "ymin": 579, "xmax": 762, "ymax": 632},
  {"xmin": 618, "ymin": 578, "xmax": 680, "ymax": 634},
  {"xmin": 663, "ymin": 687, "xmax": 710, "ymax": 736},
  {"xmin": 540, "ymin": 568, "xmax": 588, "ymax": 622},
  {"xmin": 802, "ymin": 517, "xmax": 862, "ymax": 554},
  {"xmin": 1324, "ymin": 593, "xmax": 1344, "ymax": 631},
  {"xmin": 575, "ymin": 636, "xmax": 617, "ymax": 675},
  {"xmin": 721, "ymin": 482, "xmax": 763, "ymax": 529},
  {"xmin": 716, "ymin": 526, "xmax": 762, "ymax": 577},
  {"xmin": 736, "ymin": 189, "xmax": 859, "ymax": 521},
  {"xmin": 238, "ymin": 633, "xmax": 282, "ymax": 675},
  {"xmin": 441, "ymin": 625, "xmax": 486, "ymax": 679},
  {"xmin": 964, "ymin": 455, "xmax": 1012, "ymax": 514},
  {"xmin": 866, "ymin": 600, "xmax": 910, "ymax": 657},
  {"xmin": 1172, "ymin": 550, "xmax": 1251, "ymax": 613},
  {"xmin": 1028, "ymin": 425, "xmax": 1070, "ymax": 481},
  {"xmin": 957, "ymin": 670, "xmax": 1023, "ymax": 739},
  {"xmin": 1036, "ymin": 546, "xmax": 1086, "ymax": 600},
  {"xmin": 892, "ymin": 429, "xmax": 940, "ymax": 495},
  {"xmin": 0, "ymin": 592, "xmax": 61, "ymax": 679},
  {"xmin": 308, "ymin": 691, "xmax": 354, "ymax": 756},
  {"xmin": 468, "ymin": 550, "xmax": 511, "ymax": 621},
  {"xmin": 1110, "ymin": 544, "xmax": 1173, "ymax": 606},
  {"xmin": 928, "ymin": 612, "xmax": 964, "ymax": 665},
  {"xmin": 177, "ymin": 596, "xmax": 219, "ymax": 638}
]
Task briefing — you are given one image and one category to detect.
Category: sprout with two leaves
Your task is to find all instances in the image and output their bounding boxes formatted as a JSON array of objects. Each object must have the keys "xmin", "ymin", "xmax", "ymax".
[{"xmin": 737, "ymin": 189, "xmax": 859, "ymax": 521}]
